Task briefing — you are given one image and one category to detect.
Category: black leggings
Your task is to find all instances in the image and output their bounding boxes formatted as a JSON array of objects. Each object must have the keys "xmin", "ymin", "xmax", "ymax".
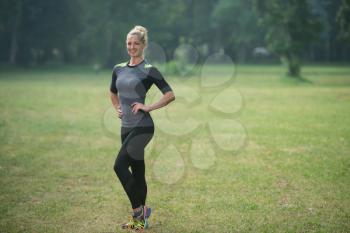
[{"xmin": 113, "ymin": 126, "xmax": 154, "ymax": 209}]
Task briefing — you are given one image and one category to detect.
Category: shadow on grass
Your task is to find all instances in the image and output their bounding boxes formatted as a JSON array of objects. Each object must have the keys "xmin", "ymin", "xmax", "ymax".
[{"xmin": 280, "ymin": 74, "xmax": 313, "ymax": 85}]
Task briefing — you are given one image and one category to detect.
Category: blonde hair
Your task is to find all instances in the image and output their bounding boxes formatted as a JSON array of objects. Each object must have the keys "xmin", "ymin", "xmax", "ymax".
[{"xmin": 127, "ymin": 25, "xmax": 148, "ymax": 47}]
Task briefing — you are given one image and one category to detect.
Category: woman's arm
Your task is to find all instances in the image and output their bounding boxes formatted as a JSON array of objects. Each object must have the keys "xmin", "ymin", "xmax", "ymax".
[
  {"xmin": 131, "ymin": 91, "xmax": 175, "ymax": 114},
  {"xmin": 110, "ymin": 91, "xmax": 123, "ymax": 118}
]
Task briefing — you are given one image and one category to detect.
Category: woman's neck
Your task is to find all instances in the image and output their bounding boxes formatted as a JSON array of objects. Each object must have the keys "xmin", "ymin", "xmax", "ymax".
[{"xmin": 129, "ymin": 56, "xmax": 144, "ymax": 66}]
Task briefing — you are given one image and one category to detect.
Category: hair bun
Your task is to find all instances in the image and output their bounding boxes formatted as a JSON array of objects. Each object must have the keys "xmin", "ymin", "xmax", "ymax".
[
  {"xmin": 127, "ymin": 25, "xmax": 148, "ymax": 47},
  {"xmin": 134, "ymin": 25, "xmax": 147, "ymax": 35}
]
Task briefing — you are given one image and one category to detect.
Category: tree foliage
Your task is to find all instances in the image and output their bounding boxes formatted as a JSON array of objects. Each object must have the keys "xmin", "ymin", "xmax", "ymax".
[
  {"xmin": 0, "ymin": 0, "xmax": 348, "ymax": 71},
  {"xmin": 253, "ymin": 0, "xmax": 321, "ymax": 77},
  {"xmin": 211, "ymin": 0, "xmax": 265, "ymax": 62},
  {"xmin": 337, "ymin": 0, "xmax": 350, "ymax": 42}
]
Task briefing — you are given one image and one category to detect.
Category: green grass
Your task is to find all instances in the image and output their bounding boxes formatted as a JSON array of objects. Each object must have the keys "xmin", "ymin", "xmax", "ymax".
[{"xmin": 0, "ymin": 64, "xmax": 349, "ymax": 232}]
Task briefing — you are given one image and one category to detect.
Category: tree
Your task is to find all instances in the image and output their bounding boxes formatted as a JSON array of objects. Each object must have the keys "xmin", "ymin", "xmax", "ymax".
[
  {"xmin": 254, "ymin": 0, "xmax": 321, "ymax": 77},
  {"xmin": 75, "ymin": 0, "xmax": 165, "ymax": 66},
  {"xmin": 0, "ymin": 0, "xmax": 81, "ymax": 65},
  {"xmin": 337, "ymin": 0, "xmax": 350, "ymax": 42},
  {"xmin": 20, "ymin": 0, "xmax": 81, "ymax": 64},
  {"xmin": 211, "ymin": 0, "xmax": 265, "ymax": 62},
  {"xmin": 0, "ymin": 0, "xmax": 23, "ymax": 64}
]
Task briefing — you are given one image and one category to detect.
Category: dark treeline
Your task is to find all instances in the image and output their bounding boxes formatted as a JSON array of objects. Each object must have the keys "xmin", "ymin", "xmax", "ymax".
[{"xmin": 0, "ymin": 0, "xmax": 349, "ymax": 71}]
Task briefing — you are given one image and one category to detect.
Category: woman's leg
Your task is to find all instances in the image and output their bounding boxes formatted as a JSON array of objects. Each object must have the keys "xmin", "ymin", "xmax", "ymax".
[
  {"xmin": 126, "ymin": 127, "xmax": 154, "ymax": 207},
  {"xmin": 130, "ymin": 159, "xmax": 147, "ymax": 206},
  {"xmin": 114, "ymin": 145, "xmax": 142, "ymax": 208},
  {"xmin": 114, "ymin": 126, "xmax": 154, "ymax": 209}
]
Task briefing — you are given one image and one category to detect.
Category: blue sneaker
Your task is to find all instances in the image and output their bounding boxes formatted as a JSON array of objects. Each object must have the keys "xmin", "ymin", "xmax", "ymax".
[{"xmin": 143, "ymin": 206, "xmax": 152, "ymax": 229}]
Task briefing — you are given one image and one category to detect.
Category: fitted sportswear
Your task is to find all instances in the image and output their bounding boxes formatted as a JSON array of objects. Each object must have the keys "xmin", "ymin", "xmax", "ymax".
[
  {"xmin": 114, "ymin": 126, "xmax": 154, "ymax": 209},
  {"xmin": 110, "ymin": 60, "xmax": 172, "ymax": 127},
  {"xmin": 111, "ymin": 59, "xmax": 173, "ymax": 211}
]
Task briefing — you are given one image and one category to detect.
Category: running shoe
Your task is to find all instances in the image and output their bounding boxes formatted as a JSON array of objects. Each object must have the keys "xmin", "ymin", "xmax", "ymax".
[
  {"xmin": 120, "ymin": 206, "xmax": 151, "ymax": 230},
  {"xmin": 120, "ymin": 216, "xmax": 136, "ymax": 229},
  {"xmin": 120, "ymin": 218, "xmax": 146, "ymax": 230},
  {"xmin": 133, "ymin": 219, "xmax": 146, "ymax": 230},
  {"xmin": 143, "ymin": 206, "xmax": 152, "ymax": 229}
]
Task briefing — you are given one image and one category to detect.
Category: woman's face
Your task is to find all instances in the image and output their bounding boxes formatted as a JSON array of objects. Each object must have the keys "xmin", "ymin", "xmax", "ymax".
[{"xmin": 126, "ymin": 35, "xmax": 144, "ymax": 58}]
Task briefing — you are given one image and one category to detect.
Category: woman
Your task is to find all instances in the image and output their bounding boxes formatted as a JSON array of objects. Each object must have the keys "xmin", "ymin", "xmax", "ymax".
[{"xmin": 110, "ymin": 25, "xmax": 175, "ymax": 230}]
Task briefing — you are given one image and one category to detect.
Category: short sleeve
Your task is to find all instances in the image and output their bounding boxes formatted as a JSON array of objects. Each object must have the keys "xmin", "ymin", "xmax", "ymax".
[
  {"xmin": 148, "ymin": 67, "xmax": 173, "ymax": 94},
  {"xmin": 110, "ymin": 68, "xmax": 118, "ymax": 94}
]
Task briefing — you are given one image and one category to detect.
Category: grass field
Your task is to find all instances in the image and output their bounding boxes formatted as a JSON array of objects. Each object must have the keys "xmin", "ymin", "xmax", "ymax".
[{"xmin": 0, "ymin": 64, "xmax": 349, "ymax": 233}]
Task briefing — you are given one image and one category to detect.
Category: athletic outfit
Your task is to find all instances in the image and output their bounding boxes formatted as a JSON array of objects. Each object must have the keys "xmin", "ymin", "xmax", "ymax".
[{"xmin": 110, "ymin": 60, "xmax": 172, "ymax": 211}]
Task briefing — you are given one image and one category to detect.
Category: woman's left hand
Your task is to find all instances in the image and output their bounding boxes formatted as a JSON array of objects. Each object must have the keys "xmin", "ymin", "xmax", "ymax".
[{"xmin": 131, "ymin": 102, "xmax": 150, "ymax": 114}]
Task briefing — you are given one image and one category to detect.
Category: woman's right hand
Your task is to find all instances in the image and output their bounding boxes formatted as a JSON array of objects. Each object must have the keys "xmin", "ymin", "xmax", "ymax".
[
  {"xmin": 110, "ymin": 92, "xmax": 122, "ymax": 119},
  {"xmin": 117, "ymin": 106, "xmax": 123, "ymax": 119}
]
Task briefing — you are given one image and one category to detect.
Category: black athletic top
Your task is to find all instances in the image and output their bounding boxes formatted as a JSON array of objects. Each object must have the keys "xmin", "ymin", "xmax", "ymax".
[{"xmin": 110, "ymin": 60, "xmax": 172, "ymax": 127}]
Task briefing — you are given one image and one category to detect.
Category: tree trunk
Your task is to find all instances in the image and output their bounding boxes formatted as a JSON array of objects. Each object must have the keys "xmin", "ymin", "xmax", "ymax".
[
  {"xmin": 9, "ymin": 1, "xmax": 22, "ymax": 65},
  {"xmin": 105, "ymin": 28, "xmax": 113, "ymax": 67},
  {"xmin": 282, "ymin": 52, "xmax": 301, "ymax": 78}
]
